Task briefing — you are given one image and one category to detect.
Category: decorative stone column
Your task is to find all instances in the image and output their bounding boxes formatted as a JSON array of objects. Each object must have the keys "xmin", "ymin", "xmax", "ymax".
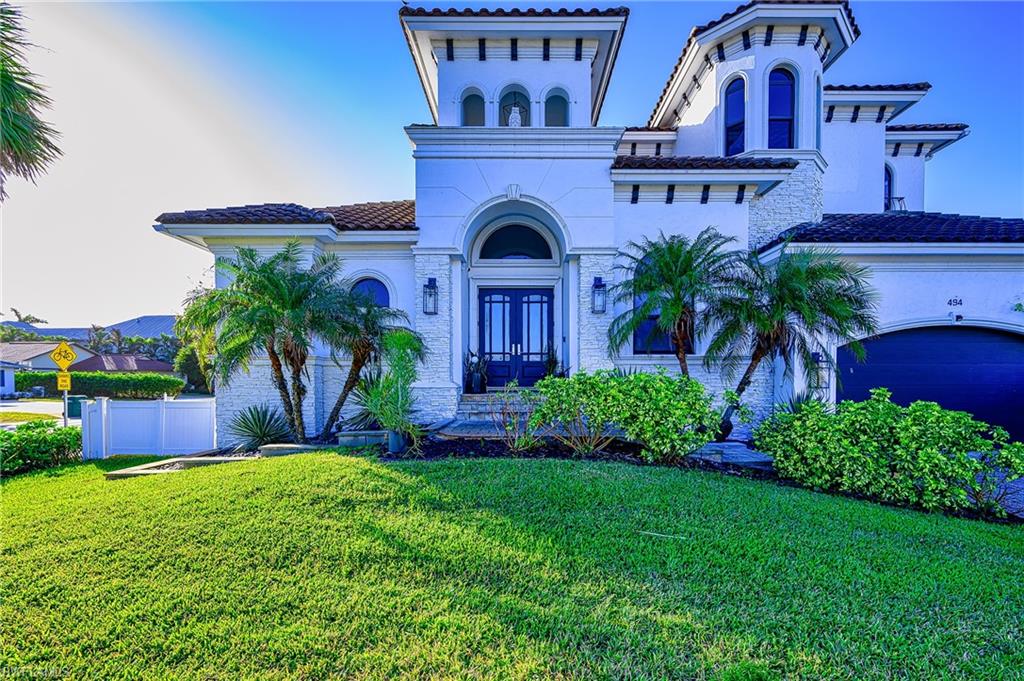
[
  {"xmin": 411, "ymin": 249, "xmax": 460, "ymax": 421},
  {"xmin": 576, "ymin": 251, "xmax": 617, "ymax": 372}
]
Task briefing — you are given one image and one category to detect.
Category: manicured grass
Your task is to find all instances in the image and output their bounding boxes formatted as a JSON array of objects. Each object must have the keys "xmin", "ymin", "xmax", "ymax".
[
  {"xmin": 2, "ymin": 454, "xmax": 1021, "ymax": 679},
  {"xmin": 0, "ymin": 411, "xmax": 57, "ymax": 424}
]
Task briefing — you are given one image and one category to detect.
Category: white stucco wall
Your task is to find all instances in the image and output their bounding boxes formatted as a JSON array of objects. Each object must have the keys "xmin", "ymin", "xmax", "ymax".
[
  {"xmin": 822, "ymin": 121, "xmax": 886, "ymax": 213},
  {"xmin": 885, "ymin": 155, "xmax": 926, "ymax": 212}
]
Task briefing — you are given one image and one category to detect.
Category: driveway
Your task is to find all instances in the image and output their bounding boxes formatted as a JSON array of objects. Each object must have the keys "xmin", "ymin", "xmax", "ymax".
[{"xmin": 0, "ymin": 399, "xmax": 81, "ymax": 428}]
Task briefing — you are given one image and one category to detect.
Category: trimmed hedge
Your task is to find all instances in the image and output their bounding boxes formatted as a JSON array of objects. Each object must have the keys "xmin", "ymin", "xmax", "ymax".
[
  {"xmin": 15, "ymin": 371, "xmax": 184, "ymax": 399},
  {"xmin": 0, "ymin": 420, "xmax": 81, "ymax": 474},
  {"xmin": 755, "ymin": 388, "xmax": 1024, "ymax": 517}
]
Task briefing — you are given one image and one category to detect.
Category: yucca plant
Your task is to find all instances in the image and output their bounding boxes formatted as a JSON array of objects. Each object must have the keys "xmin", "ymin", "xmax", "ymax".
[{"xmin": 226, "ymin": 404, "xmax": 292, "ymax": 452}]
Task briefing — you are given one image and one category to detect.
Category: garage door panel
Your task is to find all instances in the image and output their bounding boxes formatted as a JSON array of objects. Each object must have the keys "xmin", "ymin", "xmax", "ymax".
[{"xmin": 837, "ymin": 326, "xmax": 1024, "ymax": 440}]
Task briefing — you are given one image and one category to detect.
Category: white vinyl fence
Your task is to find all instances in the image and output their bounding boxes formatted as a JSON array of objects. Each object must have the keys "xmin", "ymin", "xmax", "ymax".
[{"xmin": 82, "ymin": 396, "xmax": 216, "ymax": 459}]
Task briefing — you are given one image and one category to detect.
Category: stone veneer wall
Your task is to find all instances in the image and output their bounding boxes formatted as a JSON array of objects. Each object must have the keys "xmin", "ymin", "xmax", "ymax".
[
  {"xmin": 410, "ymin": 252, "xmax": 460, "ymax": 422},
  {"xmin": 748, "ymin": 160, "xmax": 824, "ymax": 251},
  {"xmin": 214, "ymin": 358, "xmax": 319, "ymax": 446},
  {"xmin": 576, "ymin": 253, "xmax": 616, "ymax": 372}
]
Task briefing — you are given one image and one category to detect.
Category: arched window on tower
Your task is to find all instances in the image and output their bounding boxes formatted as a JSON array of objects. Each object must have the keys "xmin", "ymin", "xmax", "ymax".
[
  {"xmin": 499, "ymin": 86, "xmax": 530, "ymax": 127},
  {"xmin": 768, "ymin": 68, "xmax": 796, "ymax": 149},
  {"xmin": 544, "ymin": 91, "xmax": 569, "ymax": 127},
  {"xmin": 723, "ymin": 77, "xmax": 745, "ymax": 156},
  {"xmin": 884, "ymin": 165, "xmax": 894, "ymax": 211},
  {"xmin": 461, "ymin": 92, "xmax": 485, "ymax": 126}
]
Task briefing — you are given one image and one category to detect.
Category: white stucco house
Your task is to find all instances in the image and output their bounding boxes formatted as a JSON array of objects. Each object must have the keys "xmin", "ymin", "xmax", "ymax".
[{"xmin": 155, "ymin": 1, "xmax": 1024, "ymax": 440}]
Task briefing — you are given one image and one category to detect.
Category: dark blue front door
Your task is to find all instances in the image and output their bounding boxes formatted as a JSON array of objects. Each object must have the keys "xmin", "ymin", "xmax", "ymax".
[
  {"xmin": 479, "ymin": 288, "xmax": 554, "ymax": 388},
  {"xmin": 837, "ymin": 326, "xmax": 1024, "ymax": 440}
]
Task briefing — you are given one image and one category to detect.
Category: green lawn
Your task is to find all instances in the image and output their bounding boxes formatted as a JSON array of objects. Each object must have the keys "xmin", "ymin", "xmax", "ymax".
[
  {"xmin": 2, "ymin": 454, "xmax": 1021, "ymax": 679},
  {"xmin": 0, "ymin": 411, "xmax": 57, "ymax": 424}
]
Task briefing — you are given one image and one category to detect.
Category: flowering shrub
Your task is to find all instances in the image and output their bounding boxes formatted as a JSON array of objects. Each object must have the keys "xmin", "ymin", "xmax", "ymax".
[
  {"xmin": 0, "ymin": 420, "xmax": 82, "ymax": 474},
  {"xmin": 756, "ymin": 388, "xmax": 1024, "ymax": 517}
]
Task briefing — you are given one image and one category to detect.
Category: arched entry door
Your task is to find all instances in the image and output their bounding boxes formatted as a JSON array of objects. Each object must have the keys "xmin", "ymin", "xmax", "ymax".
[{"xmin": 837, "ymin": 326, "xmax": 1024, "ymax": 439}]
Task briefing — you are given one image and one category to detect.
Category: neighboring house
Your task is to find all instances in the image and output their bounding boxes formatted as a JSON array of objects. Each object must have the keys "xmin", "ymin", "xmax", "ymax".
[
  {"xmin": 0, "ymin": 360, "xmax": 24, "ymax": 398},
  {"xmin": 154, "ymin": 1, "xmax": 1024, "ymax": 439},
  {"xmin": 69, "ymin": 354, "xmax": 175, "ymax": 373},
  {"xmin": 0, "ymin": 342, "xmax": 97, "ymax": 371},
  {"xmin": 0, "ymin": 315, "xmax": 177, "ymax": 341}
]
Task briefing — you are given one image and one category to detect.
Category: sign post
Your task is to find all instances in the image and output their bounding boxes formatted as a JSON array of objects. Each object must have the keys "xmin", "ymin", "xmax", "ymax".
[{"xmin": 49, "ymin": 342, "xmax": 78, "ymax": 427}]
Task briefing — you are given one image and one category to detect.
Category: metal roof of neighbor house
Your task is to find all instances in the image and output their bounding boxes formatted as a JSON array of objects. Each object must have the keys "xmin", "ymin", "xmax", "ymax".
[
  {"xmin": 0, "ymin": 342, "xmax": 88, "ymax": 363},
  {"xmin": 758, "ymin": 212, "xmax": 1024, "ymax": 252},
  {"xmin": 824, "ymin": 83, "xmax": 931, "ymax": 91},
  {"xmin": 155, "ymin": 200, "xmax": 417, "ymax": 230},
  {"xmin": 886, "ymin": 123, "xmax": 969, "ymax": 132},
  {"xmin": 70, "ymin": 354, "xmax": 175, "ymax": 373},
  {"xmin": 612, "ymin": 155, "xmax": 799, "ymax": 170},
  {"xmin": 0, "ymin": 321, "xmax": 90, "ymax": 341},
  {"xmin": 398, "ymin": 7, "xmax": 629, "ymax": 18},
  {"xmin": 105, "ymin": 315, "xmax": 177, "ymax": 339}
]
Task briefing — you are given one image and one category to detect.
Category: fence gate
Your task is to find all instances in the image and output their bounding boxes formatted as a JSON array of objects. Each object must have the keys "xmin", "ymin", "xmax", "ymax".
[{"xmin": 81, "ymin": 397, "xmax": 216, "ymax": 459}]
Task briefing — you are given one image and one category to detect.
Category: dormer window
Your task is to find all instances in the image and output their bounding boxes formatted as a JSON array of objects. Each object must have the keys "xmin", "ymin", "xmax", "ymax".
[
  {"xmin": 499, "ymin": 86, "xmax": 530, "ymax": 127},
  {"xmin": 724, "ymin": 77, "xmax": 745, "ymax": 156},
  {"xmin": 461, "ymin": 91, "xmax": 485, "ymax": 126},
  {"xmin": 768, "ymin": 68, "xmax": 796, "ymax": 149}
]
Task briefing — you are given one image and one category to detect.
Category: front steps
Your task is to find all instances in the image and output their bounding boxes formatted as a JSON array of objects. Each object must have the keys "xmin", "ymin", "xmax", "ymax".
[{"xmin": 453, "ymin": 391, "xmax": 533, "ymax": 421}]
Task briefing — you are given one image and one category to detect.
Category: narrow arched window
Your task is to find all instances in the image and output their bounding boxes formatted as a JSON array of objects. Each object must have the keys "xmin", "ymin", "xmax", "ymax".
[
  {"xmin": 545, "ymin": 93, "xmax": 569, "ymax": 127},
  {"xmin": 723, "ymin": 78, "xmax": 745, "ymax": 156},
  {"xmin": 462, "ymin": 93, "xmax": 485, "ymax": 126},
  {"xmin": 352, "ymin": 278, "xmax": 390, "ymax": 307},
  {"xmin": 499, "ymin": 87, "xmax": 530, "ymax": 127},
  {"xmin": 479, "ymin": 225, "xmax": 552, "ymax": 260},
  {"xmin": 768, "ymin": 68, "xmax": 796, "ymax": 149},
  {"xmin": 815, "ymin": 75, "xmax": 822, "ymax": 150},
  {"xmin": 884, "ymin": 165, "xmax": 894, "ymax": 211}
]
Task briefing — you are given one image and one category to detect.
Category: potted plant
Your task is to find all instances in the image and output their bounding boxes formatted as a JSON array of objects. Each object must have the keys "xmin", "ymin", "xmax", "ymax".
[
  {"xmin": 464, "ymin": 350, "xmax": 488, "ymax": 394},
  {"xmin": 365, "ymin": 330, "xmax": 423, "ymax": 455}
]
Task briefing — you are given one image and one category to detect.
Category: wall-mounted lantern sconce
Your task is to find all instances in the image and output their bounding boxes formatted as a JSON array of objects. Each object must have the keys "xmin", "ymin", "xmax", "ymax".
[
  {"xmin": 423, "ymin": 277, "xmax": 438, "ymax": 315},
  {"xmin": 591, "ymin": 276, "xmax": 607, "ymax": 314}
]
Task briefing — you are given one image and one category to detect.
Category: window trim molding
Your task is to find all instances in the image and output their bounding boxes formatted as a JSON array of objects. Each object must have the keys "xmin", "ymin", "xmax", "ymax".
[
  {"xmin": 471, "ymin": 217, "xmax": 560, "ymax": 265},
  {"xmin": 763, "ymin": 61, "xmax": 800, "ymax": 150}
]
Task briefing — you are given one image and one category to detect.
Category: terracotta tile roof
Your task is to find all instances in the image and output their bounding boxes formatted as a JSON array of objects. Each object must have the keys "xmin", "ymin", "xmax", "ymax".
[
  {"xmin": 156, "ymin": 203, "xmax": 335, "ymax": 225},
  {"xmin": 70, "ymin": 354, "xmax": 175, "ymax": 373},
  {"xmin": 156, "ymin": 200, "xmax": 417, "ymax": 231},
  {"xmin": 623, "ymin": 126, "xmax": 678, "ymax": 133},
  {"xmin": 398, "ymin": 6, "xmax": 629, "ymax": 18},
  {"xmin": 612, "ymin": 155, "xmax": 798, "ymax": 170},
  {"xmin": 758, "ymin": 212, "xmax": 1024, "ymax": 252},
  {"xmin": 886, "ymin": 123, "xmax": 969, "ymax": 132},
  {"xmin": 824, "ymin": 82, "xmax": 931, "ymax": 91},
  {"xmin": 317, "ymin": 200, "xmax": 417, "ymax": 231},
  {"xmin": 649, "ymin": 1, "xmax": 859, "ymax": 126}
]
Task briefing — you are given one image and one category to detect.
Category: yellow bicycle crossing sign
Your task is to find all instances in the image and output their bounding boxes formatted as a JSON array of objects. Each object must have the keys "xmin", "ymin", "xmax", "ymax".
[{"xmin": 49, "ymin": 341, "xmax": 78, "ymax": 371}]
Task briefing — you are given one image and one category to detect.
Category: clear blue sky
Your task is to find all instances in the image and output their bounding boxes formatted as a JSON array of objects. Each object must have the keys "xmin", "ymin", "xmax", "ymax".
[{"xmin": 129, "ymin": 1, "xmax": 1023, "ymax": 218}]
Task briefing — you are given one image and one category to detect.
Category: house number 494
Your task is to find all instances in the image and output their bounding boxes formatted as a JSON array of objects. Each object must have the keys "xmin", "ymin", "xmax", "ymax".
[{"xmin": 947, "ymin": 297, "xmax": 963, "ymax": 307}]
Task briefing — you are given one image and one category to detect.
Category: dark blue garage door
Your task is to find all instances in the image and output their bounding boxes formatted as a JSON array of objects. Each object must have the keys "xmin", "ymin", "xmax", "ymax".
[{"xmin": 837, "ymin": 326, "xmax": 1024, "ymax": 440}]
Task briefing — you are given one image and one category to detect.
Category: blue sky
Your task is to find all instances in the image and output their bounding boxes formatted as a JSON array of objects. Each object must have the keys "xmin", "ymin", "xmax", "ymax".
[
  {"xmin": 5, "ymin": 2, "xmax": 1022, "ymax": 325},
  {"xmin": 131, "ymin": 0, "xmax": 1023, "ymax": 217}
]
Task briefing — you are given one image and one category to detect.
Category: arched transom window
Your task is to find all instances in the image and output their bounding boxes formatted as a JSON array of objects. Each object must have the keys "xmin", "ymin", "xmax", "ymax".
[
  {"xmin": 724, "ymin": 77, "xmax": 745, "ymax": 156},
  {"xmin": 352, "ymin": 277, "xmax": 390, "ymax": 307},
  {"xmin": 768, "ymin": 67, "xmax": 796, "ymax": 149},
  {"xmin": 479, "ymin": 224, "xmax": 552, "ymax": 260}
]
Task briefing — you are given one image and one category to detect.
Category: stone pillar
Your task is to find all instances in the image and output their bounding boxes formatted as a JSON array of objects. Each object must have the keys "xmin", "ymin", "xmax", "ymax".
[
  {"xmin": 748, "ymin": 158, "xmax": 824, "ymax": 250},
  {"xmin": 411, "ymin": 250, "xmax": 460, "ymax": 421},
  {"xmin": 576, "ymin": 251, "xmax": 617, "ymax": 372}
]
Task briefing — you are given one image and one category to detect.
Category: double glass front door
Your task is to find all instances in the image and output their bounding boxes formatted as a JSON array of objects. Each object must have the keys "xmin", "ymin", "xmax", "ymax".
[{"xmin": 478, "ymin": 288, "xmax": 554, "ymax": 388}]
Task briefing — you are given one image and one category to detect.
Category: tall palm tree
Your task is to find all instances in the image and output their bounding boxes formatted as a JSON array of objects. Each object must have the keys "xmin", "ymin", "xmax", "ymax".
[
  {"xmin": 608, "ymin": 228, "xmax": 738, "ymax": 376},
  {"xmin": 7, "ymin": 307, "xmax": 46, "ymax": 324},
  {"xmin": 316, "ymin": 297, "xmax": 422, "ymax": 442},
  {"xmin": 704, "ymin": 248, "xmax": 878, "ymax": 439},
  {"xmin": 178, "ymin": 241, "xmax": 351, "ymax": 443},
  {"xmin": 1, "ymin": 3, "xmax": 61, "ymax": 200}
]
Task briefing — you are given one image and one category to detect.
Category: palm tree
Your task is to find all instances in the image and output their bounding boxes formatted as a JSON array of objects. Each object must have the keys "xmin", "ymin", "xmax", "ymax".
[
  {"xmin": 316, "ymin": 298, "xmax": 421, "ymax": 442},
  {"xmin": 608, "ymin": 228, "xmax": 738, "ymax": 376},
  {"xmin": 704, "ymin": 248, "xmax": 878, "ymax": 439},
  {"xmin": 1, "ymin": 3, "xmax": 61, "ymax": 200},
  {"xmin": 178, "ymin": 241, "xmax": 351, "ymax": 443},
  {"xmin": 7, "ymin": 307, "xmax": 47, "ymax": 324}
]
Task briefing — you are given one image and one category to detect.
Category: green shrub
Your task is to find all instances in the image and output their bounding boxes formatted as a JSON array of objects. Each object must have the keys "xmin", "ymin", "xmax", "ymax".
[
  {"xmin": 529, "ymin": 371, "xmax": 620, "ymax": 455},
  {"xmin": 0, "ymin": 420, "xmax": 81, "ymax": 474},
  {"xmin": 612, "ymin": 370, "xmax": 718, "ymax": 463},
  {"xmin": 756, "ymin": 388, "xmax": 1024, "ymax": 517},
  {"xmin": 364, "ymin": 330, "xmax": 422, "ymax": 453},
  {"xmin": 488, "ymin": 380, "xmax": 541, "ymax": 454},
  {"xmin": 226, "ymin": 404, "xmax": 292, "ymax": 452},
  {"xmin": 15, "ymin": 371, "xmax": 184, "ymax": 399}
]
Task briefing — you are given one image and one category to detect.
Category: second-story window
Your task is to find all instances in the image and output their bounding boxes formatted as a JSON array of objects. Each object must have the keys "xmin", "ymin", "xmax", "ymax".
[
  {"xmin": 768, "ymin": 67, "xmax": 796, "ymax": 149},
  {"xmin": 544, "ymin": 92, "xmax": 569, "ymax": 127},
  {"xmin": 462, "ymin": 93, "xmax": 485, "ymax": 126},
  {"xmin": 724, "ymin": 77, "xmax": 745, "ymax": 156},
  {"xmin": 884, "ymin": 164, "xmax": 894, "ymax": 211},
  {"xmin": 499, "ymin": 86, "xmax": 530, "ymax": 127}
]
